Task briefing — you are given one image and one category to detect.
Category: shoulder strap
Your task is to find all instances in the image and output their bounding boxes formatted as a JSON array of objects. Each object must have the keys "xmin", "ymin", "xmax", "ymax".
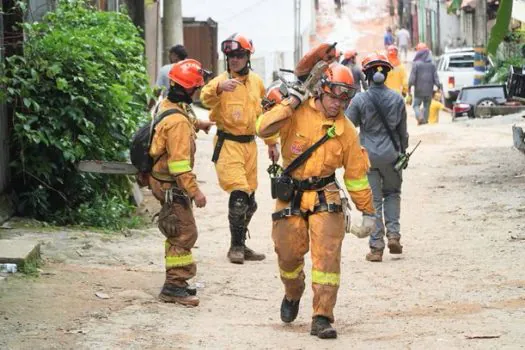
[
  {"xmin": 367, "ymin": 91, "xmax": 402, "ymax": 153},
  {"xmin": 283, "ymin": 126, "xmax": 336, "ymax": 176},
  {"xmin": 148, "ymin": 108, "xmax": 189, "ymax": 146}
]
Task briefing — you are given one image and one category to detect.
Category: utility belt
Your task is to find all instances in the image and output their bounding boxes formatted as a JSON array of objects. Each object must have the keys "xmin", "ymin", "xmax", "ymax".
[
  {"xmin": 271, "ymin": 174, "xmax": 342, "ymax": 221},
  {"xmin": 211, "ymin": 130, "xmax": 255, "ymax": 163},
  {"xmin": 271, "ymin": 173, "xmax": 336, "ymax": 202},
  {"xmin": 163, "ymin": 185, "xmax": 190, "ymax": 207}
]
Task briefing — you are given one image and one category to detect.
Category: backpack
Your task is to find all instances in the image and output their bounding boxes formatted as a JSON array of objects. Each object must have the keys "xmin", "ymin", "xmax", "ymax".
[{"xmin": 130, "ymin": 108, "xmax": 182, "ymax": 173}]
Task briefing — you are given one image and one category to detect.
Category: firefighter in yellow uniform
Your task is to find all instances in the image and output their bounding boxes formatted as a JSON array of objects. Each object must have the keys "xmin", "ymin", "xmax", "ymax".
[
  {"xmin": 200, "ymin": 33, "xmax": 279, "ymax": 264},
  {"xmin": 384, "ymin": 45, "xmax": 408, "ymax": 96},
  {"xmin": 257, "ymin": 63, "xmax": 375, "ymax": 339},
  {"xmin": 147, "ymin": 59, "xmax": 214, "ymax": 307}
]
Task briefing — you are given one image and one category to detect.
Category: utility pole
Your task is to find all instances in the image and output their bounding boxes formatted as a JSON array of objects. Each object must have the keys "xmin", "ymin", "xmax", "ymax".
[
  {"xmin": 475, "ymin": 0, "xmax": 487, "ymax": 46},
  {"xmin": 162, "ymin": 0, "xmax": 184, "ymax": 65},
  {"xmin": 294, "ymin": 0, "xmax": 301, "ymax": 65}
]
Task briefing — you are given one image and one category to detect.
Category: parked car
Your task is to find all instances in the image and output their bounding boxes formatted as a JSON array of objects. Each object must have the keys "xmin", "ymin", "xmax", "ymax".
[
  {"xmin": 436, "ymin": 47, "xmax": 493, "ymax": 107},
  {"xmin": 452, "ymin": 84, "xmax": 508, "ymax": 119}
]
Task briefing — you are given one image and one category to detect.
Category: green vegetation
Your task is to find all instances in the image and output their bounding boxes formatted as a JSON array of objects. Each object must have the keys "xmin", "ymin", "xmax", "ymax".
[{"xmin": 1, "ymin": 0, "xmax": 151, "ymax": 230}]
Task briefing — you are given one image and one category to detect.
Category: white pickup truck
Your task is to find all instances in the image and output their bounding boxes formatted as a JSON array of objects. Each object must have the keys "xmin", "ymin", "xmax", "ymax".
[{"xmin": 436, "ymin": 48, "xmax": 493, "ymax": 107}]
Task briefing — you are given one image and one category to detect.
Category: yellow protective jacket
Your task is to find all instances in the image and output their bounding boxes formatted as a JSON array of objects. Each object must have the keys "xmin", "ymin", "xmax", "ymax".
[
  {"xmin": 385, "ymin": 63, "xmax": 408, "ymax": 95},
  {"xmin": 149, "ymin": 99, "xmax": 200, "ymax": 198},
  {"xmin": 257, "ymin": 98, "xmax": 375, "ymax": 214},
  {"xmin": 200, "ymin": 71, "xmax": 278, "ymax": 144},
  {"xmin": 199, "ymin": 71, "xmax": 276, "ymax": 193}
]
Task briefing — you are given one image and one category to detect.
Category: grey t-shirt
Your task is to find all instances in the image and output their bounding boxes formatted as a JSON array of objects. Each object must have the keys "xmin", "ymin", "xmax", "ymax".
[
  {"xmin": 156, "ymin": 64, "xmax": 173, "ymax": 97},
  {"xmin": 397, "ymin": 29, "xmax": 410, "ymax": 47}
]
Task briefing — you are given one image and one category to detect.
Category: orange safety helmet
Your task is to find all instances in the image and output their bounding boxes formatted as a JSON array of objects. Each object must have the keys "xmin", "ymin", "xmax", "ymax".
[
  {"xmin": 344, "ymin": 50, "xmax": 357, "ymax": 60},
  {"xmin": 416, "ymin": 42, "xmax": 428, "ymax": 51},
  {"xmin": 221, "ymin": 33, "xmax": 255, "ymax": 55},
  {"xmin": 361, "ymin": 52, "xmax": 393, "ymax": 72},
  {"xmin": 261, "ymin": 82, "xmax": 286, "ymax": 111},
  {"xmin": 167, "ymin": 59, "xmax": 205, "ymax": 89},
  {"xmin": 386, "ymin": 45, "xmax": 398, "ymax": 56},
  {"xmin": 319, "ymin": 63, "xmax": 356, "ymax": 101}
]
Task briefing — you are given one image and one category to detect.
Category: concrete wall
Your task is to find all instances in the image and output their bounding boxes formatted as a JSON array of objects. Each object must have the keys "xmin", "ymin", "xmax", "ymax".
[{"xmin": 439, "ymin": 2, "xmax": 461, "ymax": 51}]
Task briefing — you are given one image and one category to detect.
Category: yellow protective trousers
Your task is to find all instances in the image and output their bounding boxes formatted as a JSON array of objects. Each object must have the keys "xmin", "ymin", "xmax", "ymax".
[
  {"xmin": 272, "ymin": 188, "xmax": 345, "ymax": 322},
  {"xmin": 214, "ymin": 137, "xmax": 258, "ymax": 193},
  {"xmin": 157, "ymin": 195, "xmax": 198, "ymax": 288}
]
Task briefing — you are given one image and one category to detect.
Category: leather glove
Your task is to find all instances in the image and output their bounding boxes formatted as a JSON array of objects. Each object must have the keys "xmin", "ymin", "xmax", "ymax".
[
  {"xmin": 286, "ymin": 85, "xmax": 308, "ymax": 108},
  {"xmin": 350, "ymin": 214, "xmax": 376, "ymax": 239}
]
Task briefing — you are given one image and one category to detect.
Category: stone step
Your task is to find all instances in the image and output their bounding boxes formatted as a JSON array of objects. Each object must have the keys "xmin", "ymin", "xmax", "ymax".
[{"xmin": 0, "ymin": 239, "xmax": 41, "ymax": 268}]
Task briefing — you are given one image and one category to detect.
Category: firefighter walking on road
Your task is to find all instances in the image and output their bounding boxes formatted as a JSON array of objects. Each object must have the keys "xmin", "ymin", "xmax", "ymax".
[
  {"xmin": 384, "ymin": 45, "xmax": 408, "ymax": 96},
  {"xmin": 200, "ymin": 33, "xmax": 279, "ymax": 264},
  {"xmin": 257, "ymin": 58, "xmax": 375, "ymax": 338},
  {"xmin": 146, "ymin": 59, "xmax": 214, "ymax": 306},
  {"xmin": 345, "ymin": 53, "xmax": 409, "ymax": 262}
]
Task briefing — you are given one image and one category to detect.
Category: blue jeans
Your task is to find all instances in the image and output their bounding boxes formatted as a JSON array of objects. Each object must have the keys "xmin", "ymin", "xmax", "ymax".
[
  {"xmin": 368, "ymin": 165, "xmax": 403, "ymax": 250},
  {"xmin": 413, "ymin": 96, "xmax": 432, "ymax": 123}
]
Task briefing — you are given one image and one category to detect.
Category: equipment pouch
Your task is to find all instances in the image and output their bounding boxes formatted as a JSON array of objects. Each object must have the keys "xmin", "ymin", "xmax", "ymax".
[{"xmin": 274, "ymin": 176, "xmax": 295, "ymax": 202}]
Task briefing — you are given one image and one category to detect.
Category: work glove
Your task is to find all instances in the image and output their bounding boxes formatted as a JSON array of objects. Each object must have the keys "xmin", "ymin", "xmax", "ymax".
[
  {"xmin": 350, "ymin": 213, "xmax": 376, "ymax": 239},
  {"xmin": 286, "ymin": 84, "xmax": 308, "ymax": 108}
]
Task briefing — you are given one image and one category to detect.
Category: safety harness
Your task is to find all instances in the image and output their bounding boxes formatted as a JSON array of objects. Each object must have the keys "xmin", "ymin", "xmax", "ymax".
[
  {"xmin": 212, "ymin": 130, "xmax": 255, "ymax": 163},
  {"xmin": 271, "ymin": 125, "xmax": 343, "ymax": 221}
]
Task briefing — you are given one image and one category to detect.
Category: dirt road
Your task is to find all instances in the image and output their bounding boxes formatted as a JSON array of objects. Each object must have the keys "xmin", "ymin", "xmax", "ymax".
[
  {"xmin": 2, "ymin": 108, "xmax": 525, "ymax": 349},
  {"xmin": 2, "ymin": 0, "xmax": 525, "ymax": 348}
]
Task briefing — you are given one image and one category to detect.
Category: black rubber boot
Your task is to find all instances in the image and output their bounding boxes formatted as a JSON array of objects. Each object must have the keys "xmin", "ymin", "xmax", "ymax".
[
  {"xmin": 310, "ymin": 316, "xmax": 337, "ymax": 339},
  {"xmin": 159, "ymin": 285, "xmax": 199, "ymax": 306},
  {"xmin": 243, "ymin": 193, "xmax": 265, "ymax": 261},
  {"xmin": 227, "ymin": 191, "xmax": 249, "ymax": 264},
  {"xmin": 280, "ymin": 296, "xmax": 300, "ymax": 323}
]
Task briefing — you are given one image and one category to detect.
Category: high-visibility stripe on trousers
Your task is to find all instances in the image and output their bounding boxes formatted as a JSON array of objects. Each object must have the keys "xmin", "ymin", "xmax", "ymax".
[
  {"xmin": 158, "ymin": 198, "xmax": 198, "ymax": 288},
  {"xmin": 272, "ymin": 194, "xmax": 345, "ymax": 322}
]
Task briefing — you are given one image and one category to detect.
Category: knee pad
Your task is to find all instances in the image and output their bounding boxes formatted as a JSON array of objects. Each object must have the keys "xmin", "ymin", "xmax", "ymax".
[
  {"xmin": 229, "ymin": 190, "xmax": 250, "ymax": 216},
  {"xmin": 247, "ymin": 193, "xmax": 258, "ymax": 215}
]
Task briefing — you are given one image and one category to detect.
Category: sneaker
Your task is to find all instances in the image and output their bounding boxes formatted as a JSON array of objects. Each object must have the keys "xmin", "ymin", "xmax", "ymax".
[
  {"xmin": 387, "ymin": 238, "xmax": 403, "ymax": 254},
  {"xmin": 310, "ymin": 316, "xmax": 337, "ymax": 339},
  {"xmin": 365, "ymin": 248, "xmax": 383, "ymax": 262},
  {"xmin": 280, "ymin": 296, "xmax": 300, "ymax": 323},
  {"xmin": 159, "ymin": 285, "xmax": 199, "ymax": 306}
]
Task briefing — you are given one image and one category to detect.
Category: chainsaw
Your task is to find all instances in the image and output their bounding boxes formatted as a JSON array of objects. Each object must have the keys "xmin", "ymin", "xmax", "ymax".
[{"xmin": 77, "ymin": 160, "xmax": 138, "ymax": 175}]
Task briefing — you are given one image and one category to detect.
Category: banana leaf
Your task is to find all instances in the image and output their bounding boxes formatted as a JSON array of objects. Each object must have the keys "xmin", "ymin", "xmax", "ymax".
[{"xmin": 487, "ymin": 0, "xmax": 514, "ymax": 57}]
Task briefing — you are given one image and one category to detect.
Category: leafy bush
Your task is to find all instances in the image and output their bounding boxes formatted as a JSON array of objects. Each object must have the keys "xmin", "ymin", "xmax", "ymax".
[
  {"xmin": 2, "ymin": 0, "xmax": 151, "ymax": 229},
  {"xmin": 484, "ymin": 55, "xmax": 525, "ymax": 84}
]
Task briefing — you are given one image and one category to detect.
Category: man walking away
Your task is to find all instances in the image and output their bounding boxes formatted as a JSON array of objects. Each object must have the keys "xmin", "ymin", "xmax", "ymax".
[
  {"xmin": 384, "ymin": 27, "xmax": 394, "ymax": 50},
  {"xmin": 345, "ymin": 53, "xmax": 408, "ymax": 262},
  {"xmin": 408, "ymin": 46, "xmax": 442, "ymax": 125},
  {"xmin": 396, "ymin": 26, "xmax": 410, "ymax": 62}
]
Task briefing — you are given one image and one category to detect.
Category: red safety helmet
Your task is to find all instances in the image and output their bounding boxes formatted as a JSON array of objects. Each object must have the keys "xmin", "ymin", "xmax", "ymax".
[
  {"xmin": 221, "ymin": 33, "xmax": 255, "ymax": 55},
  {"xmin": 344, "ymin": 50, "xmax": 357, "ymax": 60},
  {"xmin": 416, "ymin": 42, "xmax": 428, "ymax": 51},
  {"xmin": 167, "ymin": 59, "xmax": 205, "ymax": 89},
  {"xmin": 361, "ymin": 52, "xmax": 393, "ymax": 72},
  {"xmin": 261, "ymin": 82, "xmax": 286, "ymax": 111},
  {"xmin": 319, "ymin": 63, "xmax": 356, "ymax": 101}
]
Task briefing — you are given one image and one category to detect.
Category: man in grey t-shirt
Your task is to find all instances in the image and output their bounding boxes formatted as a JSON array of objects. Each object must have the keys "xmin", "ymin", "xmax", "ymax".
[
  {"xmin": 148, "ymin": 45, "xmax": 188, "ymax": 108},
  {"xmin": 396, "ymin": 27, "xmax": 410, "ymax": 62}
]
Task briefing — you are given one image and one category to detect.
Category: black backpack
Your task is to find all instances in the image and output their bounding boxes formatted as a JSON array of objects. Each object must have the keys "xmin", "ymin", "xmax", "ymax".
[{"xmin": 130, "ymin": 108, "xmax": 182, "ymax": 173}]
